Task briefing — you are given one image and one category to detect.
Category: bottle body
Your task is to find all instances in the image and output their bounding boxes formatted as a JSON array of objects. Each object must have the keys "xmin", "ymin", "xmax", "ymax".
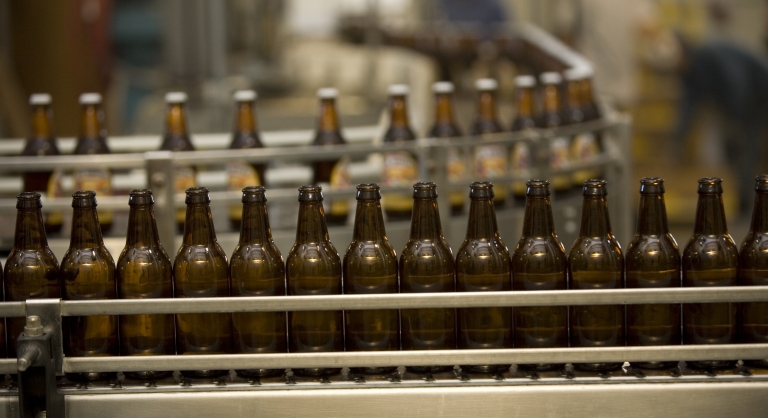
[
  {"xmin": 682, "ymin": 178, "xmax": 737, "ymax": 370},
  {"xmin": 568, "ymin": 180, "xmax": 624, "ymax": 371},
  {"xmin": 456, "ymin": 182, "xmax": 512, "ymax": 373},
  {"xmin": 286, "ymin": 186, "xmax": 343, "ymax": 376},
  {"xmin": 511, "ymin": 181, "xmax": 567, "ymax": 371},
  {"xmin": 230, "ymin": 187, "xmax": 287, "ymax": 377},
  {"xmin": 174, "ymin": 188, "xmax": 232, "ymax": 379},
  {"xmin": 116, "ymin": 190, "xmax": 175, "ymax": 380}
]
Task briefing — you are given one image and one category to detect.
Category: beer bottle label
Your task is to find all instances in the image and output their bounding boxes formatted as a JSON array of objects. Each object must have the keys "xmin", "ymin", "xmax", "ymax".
[
  {"xmin": 46, "ymin": 169, "xmax": 65, "ymax": 227},
  {"xmin": 447, "ymin": 147, "xmax": 466, "ymax": 208},
  {"xmin": 571, "ymin": 132, "xmax": 601, "ymax": 185},
  {"xmin": 509, "ymin": 142, "xmax": 532, "ymax": 196},
  {"xmin": 324, "ymin": 156, "xmax": 350, "ymax": 217},
  {"xmin": 73, "ymin": 168, "xmax": 114, "ymax": 224},
  {"xmin": 226, "ymin": 160, "xmax": 261, "ymax": 222},
  {"xmin": 174, "ymin": 165, "xmax": 196, "ymax": 224},
  {"xmin": 549, "ymin": 136, "xmax": 571, "ymax": 191},
  {"xmin": 474, "ymin": 144, "xmax": 508, "ymax": 199},
  {"xmin": 383, "ymin": 151, "xmax": 418, "ymax": 211}
]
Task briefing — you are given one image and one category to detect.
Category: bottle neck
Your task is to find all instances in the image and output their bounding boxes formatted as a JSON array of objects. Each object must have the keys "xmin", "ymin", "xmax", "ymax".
[
  {"xmin": 183, "ymin": 203, "xmax": 218, "ymax": 245},
  {"xmin": 579, "ymin": 196, "xmax": 612, "ymax": 238},
  {"xmin": 581, "ymin": 79, "xmax": 595, "ymax": 104},
  {"xmin": 694, "ymin": 193, "xmax": 728, "ymax": 235},
  {"xmin": 31, "ymin": 106, "xmax": 52, "ymax": 139},
  {"xmin": 476, "ymin": 91, "xmax": 497, "ymax": 122},
  {"xmin": 543, "ymin": 84, "xmax": 560, "ymax": 114},
  {"xmin": 389, "ymin": 97, "xmax": 410, "ymax": 129},
  {"xmin": 239, "ymin": 202, "xmax": 271, "ymax": 245},
  {"xmin": 69, "ymin": 207, "xmax": 104, "ymax": 249},
  {"xmin": 636, "ymin": 194, "xmax": 670, "ymax": 236},
  {"xmin": 126, "ymin": 205, "xmax": 161, "ymax": 248},
  {"xmin": 235, "ymin": 102, "xmax": 258, "ymax": 134},
  {"xmin": 434, "ymin": 94, "xmax": 455, "ymax": 125},
  {"xmin": 566, "ymin": 81, "xmax": 581, "ymax": 110},
  {"xmin": 516, "ymin": 88, "xmax": 535, "ymax": 119},
  {"xmin": 318, "ymin": 99, "xmax": 340, "ymax": 132},
  {"xmin": 352, "ymin": 200, "xmax": 386, "ymax": 242},
  {"xmin": 522, "ymin": 196, "xmax": 556, "ymax": 238},
  {"xmin": 750, "ymin": 192, "xmax": 768, "ymax": 233},
  {"xmin": 409, "ymin": 198, "xmax": 443, "ymax": 241},
  {"xmin": 165, "ymin": 104, "xmax": 189, "ymax": 137},
  {"xmin": 80, "ymin": 105, "xmax": 104, "ymax": 139},
  {"xmin": 295, "ymin": 201, "xmax": 329, "ymax": 244},
  {"xmin": 465, "ymin": 198, "xmax": 499, "ymax": 240},
  {"xmin": 14, "ymin": 208, "xmax": 48, "ymax": 251}
]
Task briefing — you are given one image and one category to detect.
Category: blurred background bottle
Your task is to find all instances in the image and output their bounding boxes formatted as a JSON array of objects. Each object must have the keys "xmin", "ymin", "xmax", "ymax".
[
  {"xmin": 428, "ymin": 81, "xmax": 465, "ymax": 215},
  {"xmin": 568, "ymin": 68, "xmax": 602, "ymax": 188},
  {"xmin": 509, "ymin": 75, "xmax": 537, "ymax": 204},
  {"xmin": 471, "ymin": 79, "xmax": 507, "ymax": 208},
  {"xmin": 160, "ymin": 92, "xmax": 196, "ymax": 232},
  {"xmin": 382, "ymin": 84, "xmax": 418, "ymax": 221},
  {"xmin": 538, "ymin": 72, "xmax": 571, "ymax": 195},
  {"xmin": 312, "ymin": 88, "xmax": 350, "ymax": 226}
]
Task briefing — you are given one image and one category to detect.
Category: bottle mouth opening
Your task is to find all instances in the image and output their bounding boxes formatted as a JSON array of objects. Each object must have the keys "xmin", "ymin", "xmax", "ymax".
[
  {"xmin": 72, "ymin": 190, "xmax": 97, "ymax": 207},
  {"xmin": 185, "ymin": 187, "xmax": 210, "ymax": 204},
  {"xmin": 356, "ymin": 183, "xmax": 381, "ymax": 200},
  {"xmin": 697, "ymin": 177, "xmax": 723, "ymax": 194},
  {"xmin": 755, "ymin": 175, "xmax": 768, "ymax": 192},
  {"xmin": 16, "ymin": 192, "xmax": 42, "ymax": 209},
  {"xmin": 242, "ymin": 186, "xmax": 267, "ymax": 203},
  {"xmin": 639, "ymin": 177, "xmax": 665, "ymax": 194},
  {"xmin": 298, "ymin": 185, "xmax": 323, "ymax": 202},
  {"xmin": 526, "ymin": 179, "xmax": 550, "ymax": 196},
  {"xmin": 128, "ymin": 189, "xmax": 154, "ymax": 206},
  {"xmin": 469, "ymin": 182, "xmax": 495, "ymax": 199},
  {"xmin": 582, "ymin": 179, "xmax": 608, "ymax": 196},
  {"xmin": 412, "ymin": 182, "xmax": 437, "ymax": 199}
]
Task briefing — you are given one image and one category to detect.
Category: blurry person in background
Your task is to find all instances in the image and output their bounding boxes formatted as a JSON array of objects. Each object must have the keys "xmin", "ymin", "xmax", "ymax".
[{"xmin": 672, "ymin": 34, "xmax": 768, "ymax": 214}]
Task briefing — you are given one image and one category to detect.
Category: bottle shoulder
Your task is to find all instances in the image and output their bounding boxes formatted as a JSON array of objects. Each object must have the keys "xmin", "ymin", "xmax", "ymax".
[
  {"xmin": 4, "ymin": 249, "xmax": 60, "ymax": 278},
  {"xmin": 286, "ymin": 242, "xmax": 342, "ymax": 274},
  {"xmin": 384, "ymin": 126, "xmax": 416, "ymax": 142},
  {"xmin": 456, "ymin": 238, "xmax": 511, "ymax": 273},
  {"xmin": 62, "ymin": 246, "xmax": 115, "ymax": 271},
  {"xmin": 568, "ymin": 236, "xmax": 624, "ymax": 272},
  {"xmin": 511, "ymin": 236, "xmax": 566, "ymax": 273},
  {"xmin": 682, "ymin": 233, "xmax": 738, "ymax": 269},
  {"xmin": 626, "ymin": 233, "xmax": 680, "ymax": 270}
]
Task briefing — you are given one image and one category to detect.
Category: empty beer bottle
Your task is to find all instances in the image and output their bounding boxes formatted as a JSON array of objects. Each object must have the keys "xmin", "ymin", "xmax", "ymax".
[
  {"xmin": 509, "ymin": 75, "xmax": 537, "ymax": 203},
  {"xmin": 456, "ymin": 182, "xmax": 512, "ymax": 373},
  {"xmin": 61, "ymin": 191, "xmax": 118, "ymax": 381},
  {"xmin": 74, "ymin": 93, "xmax": 113, "ymax": 234},
  {"xmin": 471, "ymin": 79, "xmax": 507, "ymax": 208},
  {"xmin": 21, "ymin": 94, "xmax": 62, "ymax": 234},
  {"xmin": 4, "ymin": 192, "xmax": 60, "ymax": 358},
  {"xmin": 174, "ymin": 187, "xmax": 231, "ymax": 379},
  {"xmin": 286, "ymin": 186, "xmax": 343, "ymax": 376},
  {"xmin": 565, "ymin": 68, "xmax": 602, "ymax": 189},
  {"xmin": 568, "ymin": 179, "xmax": 624, "ymax": 371},
  {"xmin": 511, "ymin": 180, "xmax": 567, "ymax": 371},
  {"xmin": 428, "ymin": 81, "xmax": 465, "ymax": 215},
  {"xmin": 382, "ymin": 84, "xmax": 419, "ymax": 221},
  {"xmin": 160, "ymin": 92, "xmax": 196, "ymax": 232},
  {"xmin": 227, "ymin": 90, "xmax": 266, "ymax": 231},
  {"xmin": 230, "ymin": 186, "xmax": 287, "ymax": 378},
  {"xmin": 683, "ymin": 178, "xmax": 738, "ymax": 370},
  {"xmin": 626, "ymin": 178, "xmax": 681, "ymax": 370},
  {"xmin": 344, "ymin": 184, "xmax": 399, "ymax": 374},
  {"xmin": 400, "ymin": 182, "xmax": 456, "ymax": 374},
  {"xmin": 312, "ymin": 88, "xmax": 350, "ymax": 226},
  {"xmin": 538, "ymin": 72, "xmax": 571, "ymax": 195},
  {"xmin": 739, "ymin": 175, "xmax": 768, "ymax": 368},
  {"xmin": 116, "ymin": 189, "xmax": 174, "ymax": 380}
]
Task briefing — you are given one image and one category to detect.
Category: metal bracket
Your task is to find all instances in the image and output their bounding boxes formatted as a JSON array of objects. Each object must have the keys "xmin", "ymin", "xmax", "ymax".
[
  {"xmin": 17, "ymin": 315, "xmax": 64, "ymax": 418},
  {"xmin": 25, "ymin": 299, "xmax": 63, "ymax": 374}
]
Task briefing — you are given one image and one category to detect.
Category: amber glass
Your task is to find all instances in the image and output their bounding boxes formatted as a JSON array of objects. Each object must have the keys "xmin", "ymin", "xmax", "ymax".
[
  {"xmin": 4, "ymin": 192, "xmax": 60, "ymax": 358},
  {"xmin": 568, "ymin": 179, "xmax": 625, "ymax": 371},
  {"xmin": 471, "ymin": 83, "xmax": 507, "ymax": 208},
  {"xmin": 228, "ymin": 93, "xmax": 266, "ymax": 231},
  {"xmin": 22, "ymin": 98, "xmax": 62, "ymax": 234},
  {"xmin": 116, "ymin": 189, "xmax": 174, "ymax": 380},
  {"xmin": 344, "ymin": 184, "xmax": 399, "ymax": 374},
  {"xmin": 626, "ymin": 178, "xmax": 681, "ymax": 369},
  {"xmin": 511, "ymin": 181, "xmax": 567, "ymax": 371},
  {"xmin": 538, "ymin": 77, "xmax": 571, "ymax": 194},
  {"xmin": 75, "ymin": 97, "xmax": 113, "ymax": 234},
  {"xmin": 682, "ymin": 178, "xmax": 738, "ymax": 370},
  {"xmin": 312, "ymin": 91, "xmax": 349, "ymax": 226},
  {"xmin": 509, "ymin": 82, "xmax": 537, "ymax": 201},
  {"xmin": 382, "ymin": 90, "xmax": 418, "ymax": 221},
  {"xmin": 400, "ymin": 182, "xmax": 456, "ymax": 373},
  {"xmin": 174, "ymin": 187, "xmax": 231, "ymax": 379},
  {"xmin": 739, "ymin": 175, "xmax": 768, "ymax": 368},
  {"xmin": 580, "ymin": 78, "xmax": 601, "ymax": 121},
  {"xmin": 567, "ymin": 73, "xmax": 602, "ymax": 189},
  {"xmin": 230, "ymin": 186, "xmax": 287, "ymax": 378},
  {"xmin": 456, "ymin": 182, "xmax": 512, "ymax": 373},
  {"xmin": 286, "ymin": 186, "xmax": 343, "ymax": 376},
  {"xmin": 61, "ymin": 191, "xmax": 118, "ymax": 381},
  {"xmin": 160, "ymin": 97, "xmax": 196, "ymax": 232},
  {"xmin": 428, "ymin": 84, "xmax": 465, "ymax": 215}
]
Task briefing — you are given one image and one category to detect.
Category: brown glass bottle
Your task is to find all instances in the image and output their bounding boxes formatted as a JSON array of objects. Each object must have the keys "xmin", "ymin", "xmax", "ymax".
[
  {"xmin": 511, "ymin": 180, "xmax": 567, "ymax": 371},
  {"xmin": 343, "ymin": 184, "xmax": 399, "ymax": 374},
  {"xmin": 509, "ymin": 76, "xmax": 537, "ymax": 202},
  {"xmin": 429, "ymin": 82, "xmax": 466, "ymax": 215},
  {"xmin": 61, "ymin": 191, "xmax": 118, "ymax": 381},
  {"xmin": 4, "ymin": 192, "xmax": 61, "ymax": 358},
  {"xmin": 738, "ymin": 175, "xmax": 768, "ymax": 368},
  {"xmin": 228, "ymin": 90, "xmax": 267, "ymax": 231},
  {"xmin": 568, "ymin": 179, "xmax": 624, "ymax": 372},
  {"xmin": 74, "ymin": 93, "xmax": 113, "ymax": 234},
  {"xmin": 580, "ymin": 72, "xmax": 601, "ymax": 121},
  {"xmin": 456, "ymin": 182, "xmax": 512, "ymax": 373},
  {"xmin": 22, "ymin": 94, "xmax": 62, "ymax": 235},
  {"xmin": 286, "ymin": 186, "xmax": 343, "ymax": 376},
  {"xmin": 626, "ymin": 178, "xmax": 681, "ymax": 370},
  {"xmin": 538, "ymin": 72, "xmax": 571, "ymax": 195},
  {"xmin": 565, "ymin": 69, "xmax": 602, "ymax": 189},
  {"xmin": 174, "ymin": 187, "xmax": 231, "ymax": 379},
  {"xmin": 471, "ymin": 79, "xmax": 507, "ymax": 208},
  {"xmin": 400, "ymin": 182, "xmax": 456, "ymax": 374},
  {"xmin": 683, "ymin": 178, "xmax": 738, "ymax": 370},
  {"xmin": 230, "ymin": 186, "xmax": 287, "ymax": 378},
  {"xmin": 382, "ymin": 85, "xmax": 419, "ymax": 221},
  {"xmin": 312, "ymin": 88, "xmax": 350, "ymax": 226},
  {"xmin": 116, "ymin": 189, "xmax": 174, "ymax": 380},
  {"xmin": 160, "ymin": 92, "xmax": 196, "ymax": 232}
]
